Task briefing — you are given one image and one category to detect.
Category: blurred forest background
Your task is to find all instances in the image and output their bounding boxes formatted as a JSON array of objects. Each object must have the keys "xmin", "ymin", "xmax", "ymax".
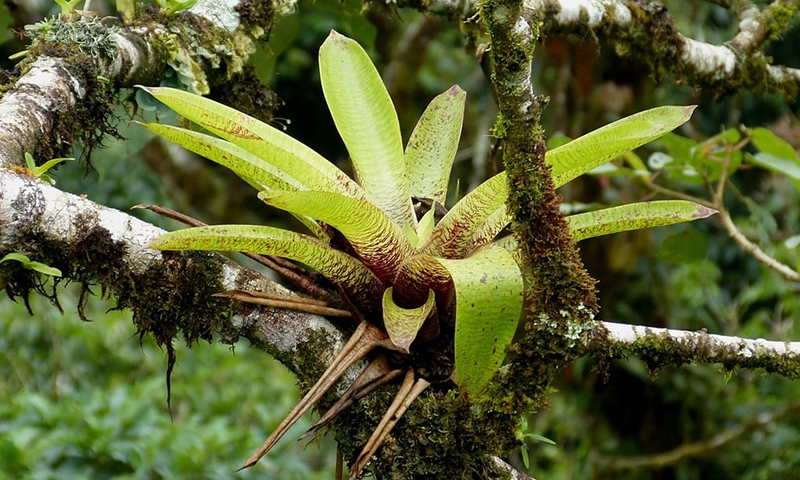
[{"xmin": 2, "ymin": 0, "xmax": 800, "ymax": 478}]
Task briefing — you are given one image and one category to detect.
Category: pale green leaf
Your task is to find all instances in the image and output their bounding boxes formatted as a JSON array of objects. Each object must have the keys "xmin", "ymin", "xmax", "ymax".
[
  {"xmin": 259, "ymin": 190, "xmax": 413, "ymax": 282},
  {"xmin": 141, "ymin": 123, "xmax": 303, "ymax": 192},
  {"xmin": 140, "ymin": 123, "xmax": 325, "ymax": 238},
  {"xmin": 567, "ymin": 200, "xmax": 717, "ymax": 242},
  {"xmin": 0, "ymin": 252, "xmax": 62, "ymax": 277},
  {"xmin": 548, "ymin": 106, "xmax": 696, "ymax": 187},
  {"xmin": 403, "ymin": 223, "xmax": 420, "ymax": 248},
  {"xmin": 319, "ymin": 30, "xmax": 415, "ymax": 227},
  {"xmin": 415, "ymin": 208, "xmax": 436, "ymax": 248},
  {"xmin": 750, "ymin": 127, "xmax": 799, "ymax": 162},
  {"xmin": 425, "ymin": 107, "xmax": 694, "ymax": 258},
  {"xmin": 745, "ymin": 152, "xmax": 800, "ymax": 180},
  {"xmin": 435, "ymin": 244, "xmax": 523, "ymax": 397},
  {"xmin": 138, "ymin": 86, "xmax": 364, "ymax": 199},
  {"xmin": 382, "ymin": 288, "xmax": 436, "ymax": 352},
  {"xmin": 423, "ymin": 173, "xmax": 508, "ymax": 259},
  {"xmin": 148, "ymin": 225, "xmax": 383, "ymax": 311},
  {"xmin": 405, "ymin": 85, "xmax": 466, "ymax": 206}
]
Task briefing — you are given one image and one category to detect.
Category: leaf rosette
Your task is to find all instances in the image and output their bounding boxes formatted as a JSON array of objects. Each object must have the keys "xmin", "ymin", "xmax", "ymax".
[{"xmin": 140, "ymin": 30, "xmax": 713, "ymax": 475}]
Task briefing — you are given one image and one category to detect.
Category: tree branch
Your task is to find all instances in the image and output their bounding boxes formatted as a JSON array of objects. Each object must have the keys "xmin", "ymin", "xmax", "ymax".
[
  {"xmin": 588, "ymin": 321, "xmax": 800, "ymax": 377},
  {"xmin": 0, "ymin": 168, "xmax": 347, "ymax": 382},
  {"xmin": 421, "ymin": 0, "xmax": 800, "ymax": 96},
  {"xmin": 0, "ymin": 0, "xmax": 272, "ymax": 166},
  {"xmin": 596, "ymin": 400, "xmax": 800, "ymax": 469}
]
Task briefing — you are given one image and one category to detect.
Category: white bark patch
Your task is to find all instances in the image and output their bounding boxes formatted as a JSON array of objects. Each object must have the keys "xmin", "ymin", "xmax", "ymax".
[
  {"xmin": 680, "ymin": 37, "xmax": 736, "ymax": 77},
  {"xmin": 601, "ymin": 321, "xmax": 800, "ymax": 359},
  {"xmin": 524, "ymin": 0, "xmax": 632, "ymax": 28},
  {"xmin": 190, "ymin": 0, "xmax": 242, "ymax": 31}
]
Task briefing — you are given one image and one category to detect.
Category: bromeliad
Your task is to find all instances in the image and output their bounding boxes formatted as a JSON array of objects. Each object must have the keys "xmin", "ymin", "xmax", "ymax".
[{"xmin": 141, "ymin": 30, "xmax": 714, "ymax": 477}]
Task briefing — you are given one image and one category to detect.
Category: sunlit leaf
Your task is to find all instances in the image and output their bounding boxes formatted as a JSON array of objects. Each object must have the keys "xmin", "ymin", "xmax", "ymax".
[
  {"xmin": 138, "ymin": 86, "xmax": 364, "ymax": 199},
  {"xmin": 423, "ymin": 173, "xmax": 508, "ymax": 259},
  {"xmin": 141, "ymin": 123, "xmax": 303, "ymax": 192},
  {"xmin": 415, "ymin": 208, "xmax": 436, "ymax": 248},
  {"xmin": 382, "ymin": 288, "xmax": 436, "ymax": 352},
  {"xmin": 319, "ymin": 30, "xmax": 415, "ymax": 227},
  {"xmin": 405, "ymin": 85, "xmax": 466, "ymax": 206},
  {"xmin": 0, "ymin": 252, "xmax": 62, "ymax": 277},
  {"xmin": 750, "ymin": 127, "xmax": 799, "ymax": 162},
  {"xmin": 148, "ymin": 225, "xmax": 383, "ymax": 310},
  {"xmin": 548, "ymin": 106, "xmax": 696, "ymax": 187},
  {"xmin": 259, "ymin": 190, "xmax": 413, "ymax": 282},
  {"xmin": 435, "ymin": 244, "xmax": 523, "ymax": 397},
  {"xmin": 567, "ymin": 200, "xmax": 717, "ymax": 241}
]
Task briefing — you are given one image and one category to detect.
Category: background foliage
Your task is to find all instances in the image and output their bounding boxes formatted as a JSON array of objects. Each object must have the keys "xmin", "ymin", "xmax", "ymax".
[{"xmin": 3, "ymin": 0, "xmax": 800, "ymax": 478}]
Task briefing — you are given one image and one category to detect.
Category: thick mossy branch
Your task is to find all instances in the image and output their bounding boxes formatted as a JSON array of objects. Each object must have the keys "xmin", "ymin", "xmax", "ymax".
[
  {"xmin": 480, "ymin": 0, "xmax": 598, "ymax": 406},
  {"xmin": 587, "ymin": 322, "xmax": 800, "ymax": 380},
  {"xmin": 0, "ymin": 1, "xmax": 277, "ymax": 167},
  {"xmin": 406, "ymin": 0, "xmax": 800, "ymax": 98}
]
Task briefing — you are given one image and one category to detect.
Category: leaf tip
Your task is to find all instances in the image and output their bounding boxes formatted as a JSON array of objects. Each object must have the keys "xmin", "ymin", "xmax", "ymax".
[
  {"xmin": 447, "ymin": 84, "xmax": 466, "ymax": 97},
  {"xmin": 695, "ymin": 206, "xmax": 718, "ymax": 219}
]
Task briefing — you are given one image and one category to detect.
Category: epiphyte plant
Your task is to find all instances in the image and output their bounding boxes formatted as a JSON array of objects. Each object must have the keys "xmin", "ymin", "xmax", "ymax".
[{"xmin": 141, "ymin": 30, "xmax": 713, "ymax": 477}]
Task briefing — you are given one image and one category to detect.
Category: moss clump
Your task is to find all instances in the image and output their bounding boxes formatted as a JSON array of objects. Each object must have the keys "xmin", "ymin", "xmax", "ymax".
[
  {"xmin": 330, "ymin": 386, "xmax": 515, "ymax": 479},
  {"xmin": 598, "ymin": 330, "xmax": 800, "ymax": 380},
  {"xmin": 10, "ymin": 16, "xmax": 124, "ymax": 164},
  {"xmin": 2, "ymin": 218, "xmax": 234, "ymax": 412}
]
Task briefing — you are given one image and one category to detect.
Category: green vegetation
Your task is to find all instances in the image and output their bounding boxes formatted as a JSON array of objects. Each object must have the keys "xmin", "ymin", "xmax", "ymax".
[{"xmin": 0, "ymin": 288, "xmax": 336, "ymax": 480}]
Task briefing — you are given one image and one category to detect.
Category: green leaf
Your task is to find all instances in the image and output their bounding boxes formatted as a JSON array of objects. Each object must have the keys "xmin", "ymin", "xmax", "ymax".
[
  {"xmin": 745, "ymin": 152, "xmax": 800, "ymax": 180},
  {"xmin": 139, "ymin": 123, "xmax": 326, "ymax": 238},
  {"xmin": 405, "ymin": 85, "xmax": 466, "ymax": 206},
  {"xmin": 548, "ymin": 106, "xmax": 696, "ymax": 187},
  {"xmin": 140, "ymin": 123, "xmax": 303, "ymax": 192},
  {"xmin": 525, "ymin": 433, "xmax": 557, "ymax": 445},
  {"xmin": 382, "ymin": 288, "xmax": 436, "ymax": 352},
  {"xmin": 415, "ymin": 208, "xmax": 436, "ymax": 248},
  {"xmin": 23, "ymin": 152, "xmax": 74, "ymax": 185},
  {"xmin": 657, "ymin": 228, "xmax": 708, "ymax": 264},
  {"xmin": 423, "ymin": 173, "xmax": 508, "ymax": 259},
  {"xmin": 0, "ymin": 253, "xmax": 62, "ymax": 277},
  {"xmin": 319, "ymin": 30, "xmax": 415, "ymax": 227},
  {"xmin": 138, "ymin": 86, "xmax": 364, "ymax": 199},
  {"xmin": 566, "ymin": 200, "xmax": 717, "ymax": 242},
  {"xmin": 148, "ymin": 225, "xmax": 383, "ymax": 311},
  {"xmin": 426, "ymin": 106, "xmax": 696, "ymax": 258},
  {"xmin": 750, "ymin": 127, "xmax": 799, "ymax": 162},
  {"xmin": 259, "ymin": 190, "xmax": 413, "ymax": 282},
  {"xmin": 435, "ymin": 244, "xmax": 523, "ymax": 397},
  {"xmin": 116, "ymin": 0, "xmax": 135, "ymax": 22}
]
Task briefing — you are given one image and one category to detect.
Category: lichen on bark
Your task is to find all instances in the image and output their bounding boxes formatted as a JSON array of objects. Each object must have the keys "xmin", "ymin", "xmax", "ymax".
[{"xmin": 478, "ymin": 0, "xmax": 598, "ymax": 410}]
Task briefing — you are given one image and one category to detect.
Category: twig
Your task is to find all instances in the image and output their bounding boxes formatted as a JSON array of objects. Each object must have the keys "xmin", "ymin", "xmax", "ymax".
[
  {"xmin": 710, "ymin": 144, "xmax": 800, "ymax": 283},
  {"xmin": 715, "ymin": 208, "xmax": 800, "ymax": 282},
  {"xmin": 596, "ymin": 401, "xmax": 800, "ymax": 469},
  {"xmin": 213, "ymin": 290, "xmax": 352, "ymax": 318}
]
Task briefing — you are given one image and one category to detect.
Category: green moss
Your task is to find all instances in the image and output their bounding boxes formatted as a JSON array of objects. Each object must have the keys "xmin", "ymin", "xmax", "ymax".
[
  {"xmin": 598, "ymin": 329, "xmax": 800, "ymax": 380},
  {"xmin": 2, "ymin": 217, "xmax": 234, "ymax": 412},
  {"xmin": 329, "ymin": 385, "xmax": 517, "ymax": 479},
  {"xmin": 13, "ymin": 16, "xmax": 124, "ymax": 163},
  {"xmin": 24, "ymin": 15, "xmax": 120, "ymax": 59}
]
